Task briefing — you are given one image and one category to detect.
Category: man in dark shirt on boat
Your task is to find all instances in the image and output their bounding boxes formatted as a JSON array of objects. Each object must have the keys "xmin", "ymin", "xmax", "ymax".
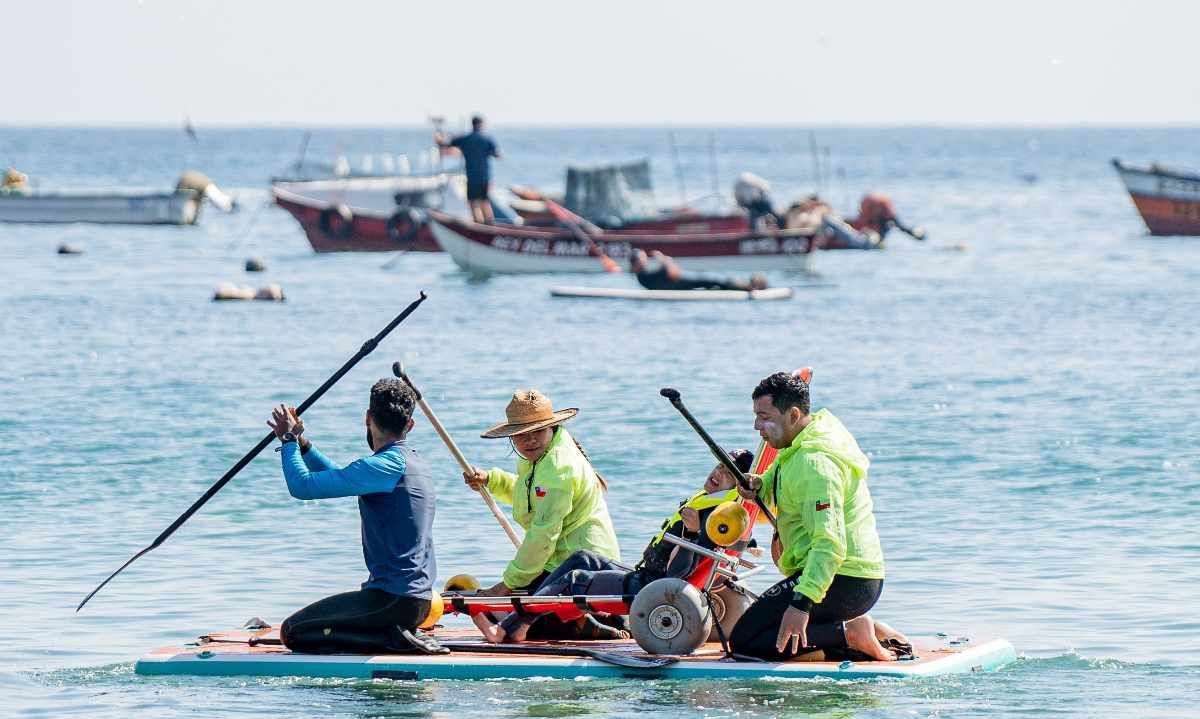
[
  {"xmin": 267, "ymin": 379, "xmax": 442, "ymax": 655},
  {"xmin": 436, "ymin": 115, "xmax": 501, "ymax": 224},
  {"xmin": 629, "ymin": 249, "xmax": 767, "ymax": 292}
]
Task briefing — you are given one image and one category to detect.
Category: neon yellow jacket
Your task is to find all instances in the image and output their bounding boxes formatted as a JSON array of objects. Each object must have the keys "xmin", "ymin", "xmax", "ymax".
[
  {"xmin": 486, "ymin": 427, "xmax": 620, "ymax": 588},
  {"xmin": 756, "ymin": 409, "xmax": 884, "ymax": 605}
]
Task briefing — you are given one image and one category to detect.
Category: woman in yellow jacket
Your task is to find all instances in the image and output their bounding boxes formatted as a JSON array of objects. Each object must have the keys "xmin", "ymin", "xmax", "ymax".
[{"xmin": 463, "ymin": 389, "xmax": 621, "ymax": 603}]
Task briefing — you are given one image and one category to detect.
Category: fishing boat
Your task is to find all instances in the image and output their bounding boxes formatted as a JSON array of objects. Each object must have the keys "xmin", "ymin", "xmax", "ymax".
[
  {"xmin": 0, "ymin": 170, "xmax": 233, "ymax": 225},
  {"xmin": 272, "ymin": 173, "xmax": 513, "ymax": 253},
  {"xmin": 428, "ymin": 211, "xmax": 816, "ymax": 274},
  {"xmin": 136, "ymin": 626, "xmax": 1015, "ymax": 681},
  {"xmin": 1112, "ymin": 158, "xmax": 1200, "ymax": 235}
]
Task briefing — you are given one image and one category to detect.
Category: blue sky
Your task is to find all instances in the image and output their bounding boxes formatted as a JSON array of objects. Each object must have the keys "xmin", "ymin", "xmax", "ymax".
[{"xmin": 5, "ymin": 0, "xmax": 1192, "ymax": 125}]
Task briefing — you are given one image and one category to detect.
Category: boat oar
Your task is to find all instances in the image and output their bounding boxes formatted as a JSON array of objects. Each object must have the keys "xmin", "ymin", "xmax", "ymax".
[
  {"xmin": 439, "ymin": 642, "xmax": 677, "ymax": 669},
  {"xmin": 892, "ymin": 219, "xmax": 926, "ymax": 241},
  {"xmin": 76, "ymin": 292, "xmax": 430, "ymax": 612},
  {"xmin": 543, "ymin": 199, "xmax": 621, "ymax": 273},
  {"xmin": 391, "ymin": 362, "xmax": 522, "ymax": 550},
  {"xmin": 659, "ymin": 388, "xmax": 778, "ymax": 530}
]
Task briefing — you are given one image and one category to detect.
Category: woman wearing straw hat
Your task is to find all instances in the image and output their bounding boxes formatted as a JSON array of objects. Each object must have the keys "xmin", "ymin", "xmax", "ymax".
[{"xmin": 463, "ymin": 389, "xmax": 620, "ymax": 608}]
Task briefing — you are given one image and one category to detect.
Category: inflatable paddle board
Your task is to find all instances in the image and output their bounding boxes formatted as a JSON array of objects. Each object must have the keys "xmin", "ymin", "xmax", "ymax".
[
  {"xmin": 549, "ymin": 286, "xmax": 794, "ymax": 301},
  {"xmin": 136, "ymin": 627, "xmax": 1016, "ymax": 681}
]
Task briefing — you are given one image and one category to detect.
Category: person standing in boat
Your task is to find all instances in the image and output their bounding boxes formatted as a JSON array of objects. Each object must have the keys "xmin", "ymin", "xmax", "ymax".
[
  {"xmin": 463, "ymin": 390, "xmax": 621, "ymax": 636},
  {"xmin": 267, "ymin": 379, "xmax": 441, "ymax": 655},
  {"xmin": 629, "ymin": 249, "xmax": 767, "ymax": 292},
  {"xmin": 435, "ymin": 115, "xmax": 501, "ymax": 224},
  {"xmin": 730, "ymin": 371, "xmax": 900, "ymax": 662}
]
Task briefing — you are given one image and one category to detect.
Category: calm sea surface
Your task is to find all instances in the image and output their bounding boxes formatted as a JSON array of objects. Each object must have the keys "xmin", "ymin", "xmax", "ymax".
[{"xmin": 1, "ymin": 126, "xmax": 1198, "ymax": 718}]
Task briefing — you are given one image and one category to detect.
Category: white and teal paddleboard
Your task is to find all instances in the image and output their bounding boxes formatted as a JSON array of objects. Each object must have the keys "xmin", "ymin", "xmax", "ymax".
[
  {"xmin": 549, "ymin": 286, "xmax": 794, "ymax": 301},
  {"xmin": 135, "ymin": 627, "xmax": 1016, "ymax": 681}
]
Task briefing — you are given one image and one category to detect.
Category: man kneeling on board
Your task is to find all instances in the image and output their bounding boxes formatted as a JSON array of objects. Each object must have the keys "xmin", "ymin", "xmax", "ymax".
[
  {"xmin": 267, "ymin": 379, "xmax": 442, "ymax": 654},
  {"xmin": 630, "ymin": 249, "xmax": 768, "ymax": 292},
  {"xmin": 473, "ymin": 449, "xmax": 755, "ymax": 644},
  {"xmin": 731, "ymin": 371, "xmax": 905, "ymax": 661}
]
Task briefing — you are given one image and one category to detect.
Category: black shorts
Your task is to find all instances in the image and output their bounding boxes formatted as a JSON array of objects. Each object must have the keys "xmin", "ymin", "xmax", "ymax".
[{"xmin": 467, "ymin": 179, "xmax": 490, "ymax": 201}]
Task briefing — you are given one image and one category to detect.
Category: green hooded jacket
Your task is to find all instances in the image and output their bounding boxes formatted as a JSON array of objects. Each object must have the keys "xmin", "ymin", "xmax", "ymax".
[
  {"xmin": 756, "ymin": 409, "xmax": 884, "ymax": 605},
  {"xmin": 486, "ymin": 427, "xmax": 620, "ymax": 588}
]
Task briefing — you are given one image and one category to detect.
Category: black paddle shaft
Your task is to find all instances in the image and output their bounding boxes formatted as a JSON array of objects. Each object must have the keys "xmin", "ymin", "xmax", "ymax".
[
  {"xmin": 659, "ymin": 388, "xmax": 778, "ymax": 529},
  {"xmin": 77, "ymin": 292, "xmax": 429, "ymax": 612}
]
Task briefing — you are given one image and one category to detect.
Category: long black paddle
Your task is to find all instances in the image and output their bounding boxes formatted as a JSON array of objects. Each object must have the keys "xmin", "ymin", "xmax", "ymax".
[
  {"xmin": 77, "ymin": 291, "xmax": 429, "ymax": 612},
  {"xmin": 659, "ymin": 388, "xmax": 778, "ymax": 529}
]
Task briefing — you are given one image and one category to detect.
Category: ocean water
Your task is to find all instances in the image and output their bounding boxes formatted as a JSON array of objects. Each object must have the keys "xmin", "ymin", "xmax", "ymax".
[{"xmin": 1, "ymin": 126, "xmax": 1198, "ymax": 718}]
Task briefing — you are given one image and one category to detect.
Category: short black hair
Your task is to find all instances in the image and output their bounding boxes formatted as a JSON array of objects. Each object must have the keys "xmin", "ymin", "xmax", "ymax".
[
  {"xmin": 752, "ymin": 372, "xmax": 810, "ymax": 415},
  {"xmin": 370, "ymin": 379, "xmax": 416, "ymax": 434},
  {"xmin": 471, "ymin": 115, "xmax": 484, "ymax": 128}
]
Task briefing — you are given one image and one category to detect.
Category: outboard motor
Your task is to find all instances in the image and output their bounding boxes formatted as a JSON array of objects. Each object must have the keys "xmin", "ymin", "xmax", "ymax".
[
  {"xmin": 733, "ymin": 172, "xmax": 778, "ymax": 230},
  {"xmin": 176, "ymin": 170, "xmax": 234, "ymax": 212}
]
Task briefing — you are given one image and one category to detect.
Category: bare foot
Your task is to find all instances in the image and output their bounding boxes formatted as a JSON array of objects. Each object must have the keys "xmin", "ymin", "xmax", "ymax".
[
  {"xmin": 471, "ymin": 612, "xmax": 507, "ymax": 644},
  {"xmin": 507, "ymin": 621, "xmax": 531, "ymax": 643},
  {"xmin": 844, "ymin": 615, "xmax": 896, "ymax": 661},
  {"xmin": 872, "ymin": 619, "xmax": 910, "ymax": 645}
]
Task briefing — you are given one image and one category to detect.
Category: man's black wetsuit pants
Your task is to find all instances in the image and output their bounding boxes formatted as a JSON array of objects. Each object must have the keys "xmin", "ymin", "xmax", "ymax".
[
  {"xmin": 730, "ymin": 573, "xmax": 882, "ymax": 660},
  {"xmin": 280, "ymin": 588, "xmax": 431, "ymax": 654}
]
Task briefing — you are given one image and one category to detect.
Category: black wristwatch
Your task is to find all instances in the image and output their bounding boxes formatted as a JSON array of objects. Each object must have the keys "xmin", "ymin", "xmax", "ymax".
[{"xmin": 281, "ymin": 431, "xmax": 298, "ymax": 444}]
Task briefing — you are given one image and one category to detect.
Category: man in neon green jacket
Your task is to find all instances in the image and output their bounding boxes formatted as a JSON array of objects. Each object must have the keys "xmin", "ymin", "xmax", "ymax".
[
  {"xmin": 464, "ymin": 389, "xmax": 620, "ymax": 594},
  {"xmin": 731, "ymin": 371, "xmax": 902, "ymax": 661}
]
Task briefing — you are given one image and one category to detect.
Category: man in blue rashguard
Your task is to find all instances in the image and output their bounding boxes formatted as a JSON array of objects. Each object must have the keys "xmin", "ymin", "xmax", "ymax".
[
  {"xmin": 266, "ymin": 379, "xmax": 442, "ymax": 654},
  {"xmin": 436, "ymin": 114, "xmax": 501, "ymax": 224}
]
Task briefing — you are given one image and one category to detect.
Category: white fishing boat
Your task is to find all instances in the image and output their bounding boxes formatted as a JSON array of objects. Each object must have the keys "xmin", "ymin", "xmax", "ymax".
[
  {"xmin": 0, "ymin": 170, "xmax": 233, "ymax": 225},
  {"xmin": 428, "ymin": 210, "xmax": 816, "ymax": 275}
]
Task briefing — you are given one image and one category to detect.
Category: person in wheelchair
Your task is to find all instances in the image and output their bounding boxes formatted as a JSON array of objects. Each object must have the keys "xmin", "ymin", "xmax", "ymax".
[{"xmin": 472, "ymin": 449, "xmax": 755, "ymax": 644}]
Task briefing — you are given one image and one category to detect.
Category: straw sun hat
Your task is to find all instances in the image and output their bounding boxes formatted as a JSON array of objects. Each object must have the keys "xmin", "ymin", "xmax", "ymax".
[{"xmin": 480, "ymin": 389, "xmax": 578, "ymax": 439}]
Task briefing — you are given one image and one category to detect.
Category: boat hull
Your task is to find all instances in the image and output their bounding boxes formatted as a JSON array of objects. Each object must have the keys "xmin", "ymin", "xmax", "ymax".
[
  {"xmin": 272, "ymin": 174, "xmax": 480, "ymax": 253},
  {"xmin": 550, "ymin": 286, "xmax": 794, "ymax": 301},
  {"xmin": 136, "ymin": 627, "xmax": 1016, "ymax": 681},
  {"xmin": 429, "ymin": 212, "xmax": 815, "ymax": 274},
  {"xmin": 0, "ymin": 190, "xmax": 200, "ymax": 225},
  {"xmin": 1113, "ymin": 158, "xmax": 1200, "ymax": 235}
]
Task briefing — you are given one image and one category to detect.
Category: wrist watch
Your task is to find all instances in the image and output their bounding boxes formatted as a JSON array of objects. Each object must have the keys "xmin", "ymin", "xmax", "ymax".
[{"xmin": 281, "ymin": 431, "xmax": 298, "ymax": 444}]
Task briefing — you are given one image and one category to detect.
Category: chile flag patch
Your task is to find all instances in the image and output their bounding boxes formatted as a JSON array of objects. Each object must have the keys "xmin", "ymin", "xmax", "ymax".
[
  {"xmin": 535, "ymin": 486, "xmax": 547, "ymax": 498},
  {"xmin": 815, "ymin": 500, "xmax": 830, "ymax": 512}
]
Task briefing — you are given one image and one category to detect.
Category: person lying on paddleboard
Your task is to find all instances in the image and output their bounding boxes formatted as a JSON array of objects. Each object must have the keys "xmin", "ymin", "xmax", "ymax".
[
  {"xmin": 730, "ymin": 371, "xmax": 904, "ymax": 662},
  {"xmin": 463, "ymin": 389, "xmax": 621, "ymax": 639},
  {"xmin": 629, "ymin": 249, "xmax": 768, "ymax": 292},
  {"xmin": 472, "ymin": 449, "xmax": 755, "ymax": 644},
  {"xmin": 267, "ymin": 379, "xmax": 441, "ymax": 655}
]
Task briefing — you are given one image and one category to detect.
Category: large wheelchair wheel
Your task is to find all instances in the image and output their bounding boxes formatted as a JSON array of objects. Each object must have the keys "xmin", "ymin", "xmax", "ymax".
[
  {"xmin": 629, "ymin": 578, "xmax": 712, "ymax": 655},
  {"xmin": 707, "ymin": 582, "xmax": 754, "ymax": 642}
]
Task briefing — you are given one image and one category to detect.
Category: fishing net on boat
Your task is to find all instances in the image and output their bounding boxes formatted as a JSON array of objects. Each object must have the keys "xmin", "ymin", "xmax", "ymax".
[{"xmin": 563, "ymin": 159, "xmax": 657, "ymax": 227}]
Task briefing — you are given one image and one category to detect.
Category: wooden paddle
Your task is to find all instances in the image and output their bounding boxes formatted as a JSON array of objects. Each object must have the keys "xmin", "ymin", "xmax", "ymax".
[
  {"xmin": 76, "ymin": 293, "xmax": 430, "ymax": 612},
  {"xmin": 542, "ymin": 199, "xmax": 621, "ymax": 273},
  {"xmin": 392, "ymin": 362, "xmax": 523, "ymax": 549}
]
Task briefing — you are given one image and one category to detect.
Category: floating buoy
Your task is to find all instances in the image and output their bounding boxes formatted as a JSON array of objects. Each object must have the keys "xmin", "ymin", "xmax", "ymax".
[
  {"xmin": 244, "ymin": 257, "xmax": 266, "ymax": 272},
  {"xmin": 57, "ymin": 243, "xmax": 84, "ymax": 255},
  {"xmin": 213, "ymin": 282, "xmax": 285, "ymax": 301},
  {"xmin": 443, "ymin": 573, "xmax": 481, "ymax": 592},
  {"xmin": 418, "ymin": 589, "xmax": 444, "ymax": 629},
  {"xmin": 705, "ymin": 501, "xmax": 750, "ymax": 547}
]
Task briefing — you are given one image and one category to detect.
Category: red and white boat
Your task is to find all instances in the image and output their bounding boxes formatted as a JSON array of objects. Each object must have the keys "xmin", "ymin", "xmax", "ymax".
[
  {"xmin": 1113, "ymin": 158, "xmax": 1200, "ymax": 236},
  {"xmin": 272, "ymin": 173, "xmax": 478, "ymax": 253},
  {"xmin": 427, "ymin": 210, "xmax": 815, "ymax": 274}
]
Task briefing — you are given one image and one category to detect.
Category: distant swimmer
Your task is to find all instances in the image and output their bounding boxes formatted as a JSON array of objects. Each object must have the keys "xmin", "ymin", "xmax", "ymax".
[
  {"xmin": 630, "ymin": 249, "xmax": 767, "ymax": 292},
  {"xmin": 436, "ymin": 114, "xmax": 501, "ymax": 224},
  {"xmin": 731, "ymin": 371, "xmax": 906, "ymax": 662},
  {"xmin": 268, "ymin": 380, "xmax": 443, "ymax": 655}
]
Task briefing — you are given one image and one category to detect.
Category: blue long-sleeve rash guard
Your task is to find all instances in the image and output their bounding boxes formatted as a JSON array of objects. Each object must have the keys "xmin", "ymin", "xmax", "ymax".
[
  {"xmin": 279, "ymin": 440, "xmax": 437, "ymax": 598},
  {"xmin": 281, "ymin": 442, "xmax": 402, "ymax": 499}
]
